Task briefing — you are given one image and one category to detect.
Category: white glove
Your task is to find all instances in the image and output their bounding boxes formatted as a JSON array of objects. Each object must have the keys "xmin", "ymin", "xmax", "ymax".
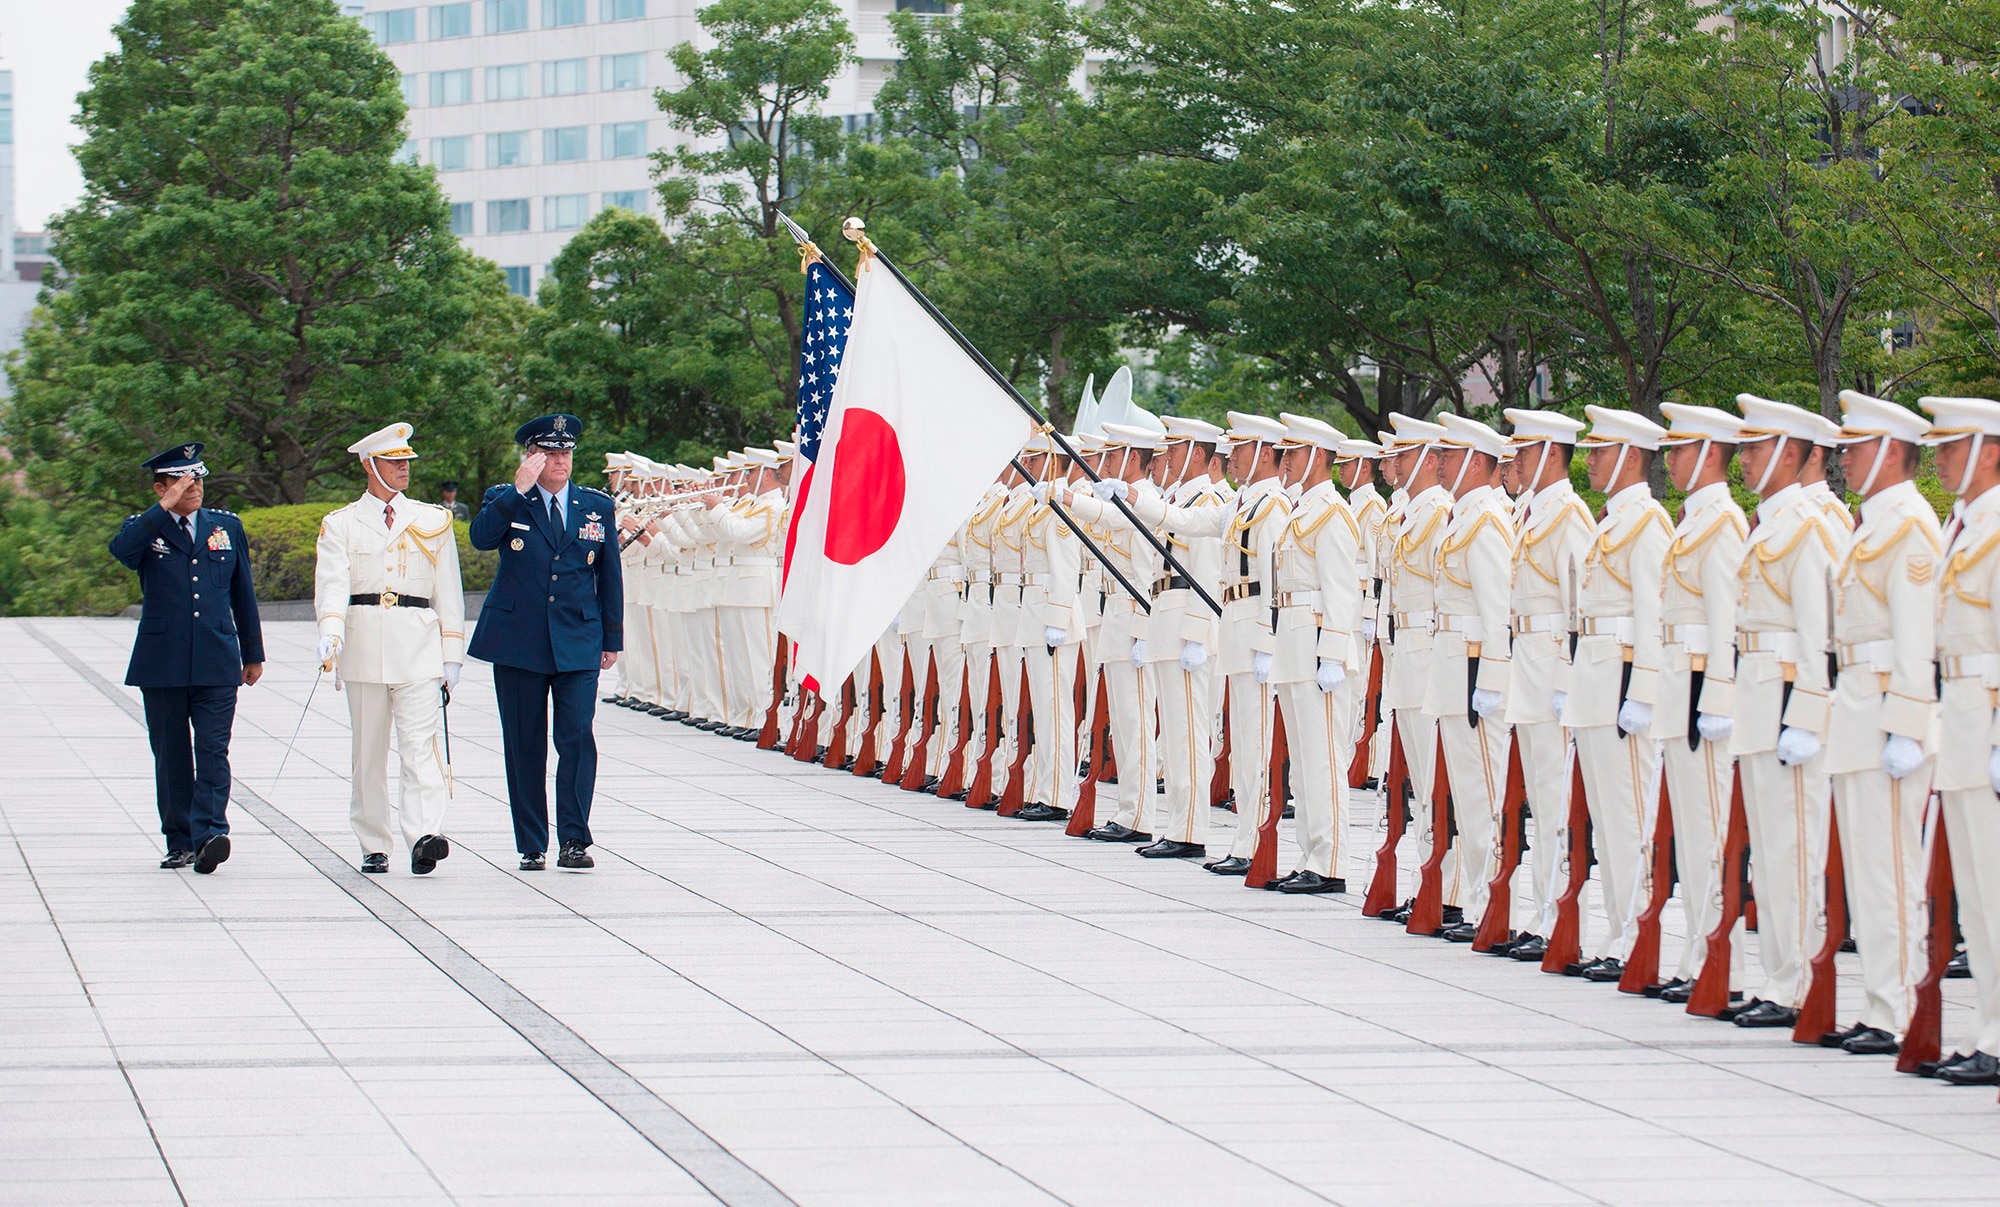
[
  {"xmin": 1989, "ymin": 746, "xmax": 2000, "ymax": 795},
  {"xmin": 1551, "ymin": 690, "xmax": 1567, "ymax": 722},
  {"xmin": 1032, "ymin": 481, "xmax": 1052, "ymax": 503},
  {"xmin": 1092, "ymin": 478, "xmax": 1129, "ymax": 502},
  {"xmin": 1180, "ymin": 640, "xmax": 1207, "ymax": 671},
  {"xmin": 1696, "ymin": 712, "xmax": 1733, "ymax": 742},
  {"xmin": 1777, "ymin": 726, "xmax": 1822, "ymax": 766},
  {"xmin": 1130, "ymin": 638, "xmax": 1148, "ymax": 666},
  {"xmin": 1361, "ymin": 618, "xmax": 1377, "ymax": 644},
  {"xmin": 1252, "ymin": 650, "xmax": 1273, "ymax": 684},
  {"xmin": 1043, "ymin": 625, "xmax": 1067, "ymax": 647},
  {"xmin": 334, "ymin": 668, "xmax": 344, "ymax": 692},
  {"xmin": 1472, "ymin": 688, "xmax": 1503, "ymax": 718},
  {"xmin": 317, "ymin": 634, "xmax": 340, "ymax": 666},
  {"xmin": 1617, "ymin": 699, "xmax": 1653, "ymax": 736},
  {"xmin": 443, "ymin": 662, "xmax": 462, "ymax": 691},
  {"xmin": 1316, "ymin": 659, "xmax": 1345, "ymax": 693},
  {"xmin": 1880, "ymin": 734, "xmax": 1924, "ymax": 780}
]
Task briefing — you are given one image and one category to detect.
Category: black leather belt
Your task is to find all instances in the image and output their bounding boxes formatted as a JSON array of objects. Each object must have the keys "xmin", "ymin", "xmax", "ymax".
[
  {"xmin": 349, "ymin": 592, "xmax": 431, "ymax": 609},
  {"xmin": 1152, "ymin": 574, "xmax": 1192, "ymax": 594}
]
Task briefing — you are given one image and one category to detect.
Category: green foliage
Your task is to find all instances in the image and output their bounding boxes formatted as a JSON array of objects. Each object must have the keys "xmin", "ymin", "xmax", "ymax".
[{"xmin": 0, "ymin": 484, "xmax": 139, "ymax": 617}]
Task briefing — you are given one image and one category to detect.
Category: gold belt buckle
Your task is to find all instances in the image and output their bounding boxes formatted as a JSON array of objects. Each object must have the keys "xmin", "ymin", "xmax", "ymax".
[{"xmin": 381, "ymin": 590, "xmax": 400, "ymax": 608}]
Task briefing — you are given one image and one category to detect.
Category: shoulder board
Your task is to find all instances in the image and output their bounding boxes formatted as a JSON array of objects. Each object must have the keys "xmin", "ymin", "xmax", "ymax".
[
  {"xmin": 125, "ymin": 513, "xmax": 141, "ymax": 522},
  {"xmin": 209, "ymin": 508, "xmax": 238, "ymax": 517}
]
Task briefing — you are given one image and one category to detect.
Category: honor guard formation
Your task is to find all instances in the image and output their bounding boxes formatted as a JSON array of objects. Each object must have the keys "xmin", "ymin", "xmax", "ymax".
[{"xmin": 115, "ymin": 394, "xmax": 2000, "ymax": 1094}]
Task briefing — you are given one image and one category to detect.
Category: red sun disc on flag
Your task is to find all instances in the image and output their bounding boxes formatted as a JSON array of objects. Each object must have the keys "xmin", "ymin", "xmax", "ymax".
[{"xmin": 824, "ymin": 408, "xmax": 905, "ymax": 565}]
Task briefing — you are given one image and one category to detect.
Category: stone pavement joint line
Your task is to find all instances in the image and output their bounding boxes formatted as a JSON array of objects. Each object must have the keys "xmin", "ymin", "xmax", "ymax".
[{"xmin": 22, "ymin": 620, "xmax": 795, "ymax": 1207}]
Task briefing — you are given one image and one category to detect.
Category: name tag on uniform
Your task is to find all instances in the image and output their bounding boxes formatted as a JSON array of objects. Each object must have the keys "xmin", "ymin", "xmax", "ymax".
[
  {"xmin": 579, "ymin": 521, "xmax": 605, "ymax": 543},
  {"xmin": 150, "ymin": 537, "xmax": 172, "ymax": 554},
  {"xmin": 510, "ymin": 521, "xmax": 531, "ymax": 530}
]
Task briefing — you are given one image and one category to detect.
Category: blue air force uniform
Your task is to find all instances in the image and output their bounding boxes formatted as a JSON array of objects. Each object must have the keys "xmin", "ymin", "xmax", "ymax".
[
  {"xmin": 468, "ymin": 414, "xmax": 624, "ymax": 865},
  {"xmin": 108, "ymin": 443, "xmax": 265, "ymax": 870}
]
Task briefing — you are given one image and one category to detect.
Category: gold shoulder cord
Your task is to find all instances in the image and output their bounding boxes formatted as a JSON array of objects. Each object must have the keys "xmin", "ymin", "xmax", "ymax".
[
  {"xmin": 1945, "ymin": 524, "xmax": 2000, "ymax": 606},
  {"xmin": 1589, "ymin": 505, "xmax": 1667, "ymax": 588},
  {"xmin": 1397, "ymin": 505, "xmax": 1445, "ymax": 558},
  {"xmin": 1843, "ymin": 514, "xmax": 1937, "ymax": 603}
]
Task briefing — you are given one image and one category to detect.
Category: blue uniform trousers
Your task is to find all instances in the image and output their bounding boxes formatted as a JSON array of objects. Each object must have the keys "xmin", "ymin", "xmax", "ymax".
[
  {"xmin": 142, "ymin": 686, "xmax": 237, "ymax": 852},
  {"xmin": 493, "ymin": 664, "xmax": 599, "ymax": 855}
]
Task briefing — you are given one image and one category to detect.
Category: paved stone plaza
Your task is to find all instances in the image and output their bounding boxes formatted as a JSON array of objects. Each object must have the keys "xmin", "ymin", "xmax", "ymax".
[{"xmin": 7, "ymin": 617, "xmax": 1999, "ymax": 1206}]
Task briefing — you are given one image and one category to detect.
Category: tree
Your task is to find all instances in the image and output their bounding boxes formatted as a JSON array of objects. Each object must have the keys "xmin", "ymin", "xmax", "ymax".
[{"xmin": 4, "ymin": 0, "xmax": 496, "ymax": 508}]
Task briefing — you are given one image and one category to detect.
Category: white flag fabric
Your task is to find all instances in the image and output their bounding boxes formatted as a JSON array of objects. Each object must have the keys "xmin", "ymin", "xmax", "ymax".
[{"xmin": 776, "ymin": 255, "xmax": 1033, "ymax": 691}]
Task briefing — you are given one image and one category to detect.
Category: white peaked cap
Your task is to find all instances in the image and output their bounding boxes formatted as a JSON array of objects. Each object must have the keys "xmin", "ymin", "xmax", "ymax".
[
  {"xmin": 1504, "ymin": 408, "xmax": 1587, "ymax": 444},
  {"xmin": 1387, "ymin": 413, "xmax": 1449, "ymax": 447},
  {"xmin": 349, "ymin": 422, "xmax": 419, "ymax": 459},
  {"xmin": 1438, "ymin": 413, "xmax": 1510, "ymax": 459},
  {"xmin": 1338, "ymin": 439, "xmax": 1384, "ymax": 461},
  {"xmin": 1103, "ymin": 421, "xmax": 1166, "ymax": 450},
  {"xmin": 712, "ymin": 455, "xmax": 731, "ymax": 471},
  {"xmin": 1837, "ymin": 390, "xmax": 1930, "ymax": 444},
  {"xmin": 1163, "ymin": 416, "xmax": 1225, "ymax": 443},
  {"xmin": 1736, "ymin": 394, "xmax": 1829, "ymax": 445},
  {"xmin": 1075, "ymin": 433, "xmax": 1105, "ymax": 453},
  {"xmin": 774, "ymin": 440, "xmax": 798, "ymax": 459},
  {"xmin": 1375, "ymin": 430, "xmax": 1399, "ymax": 449},
  {"xmin": 1021, "ymin": 429, "xmax": 1056, "ymax": 454},
  {"xmin": 1279, "ymin": 412, "xmax": 1343, "ymax": 451},
  {"xmin": 743, "ymin": 448, "xmax": 782, "ymax": 468},
  {"xmin": 1579, "ymin": 405, "xmax": 1668, "ymax": 451},
  {"xmin": 604, "ymin": 452, "xmax": 632, "ymax": 470},
  {"xmin": 1659, "ymin": 403, "xmax": 1745, "ymax": 445},
  {"xmin": 1919, "ymin": 396, "xmax": 2000, "ymax": 444},
  {"xmin": 1226, "ymin": 411, "xmax": 1290, "ymax": 443}
]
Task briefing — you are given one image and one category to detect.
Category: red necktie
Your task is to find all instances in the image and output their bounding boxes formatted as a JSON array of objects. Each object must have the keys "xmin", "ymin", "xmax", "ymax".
[{"xmin": 384, "ymin": 503, "xmax": 395, "ymax": 530}]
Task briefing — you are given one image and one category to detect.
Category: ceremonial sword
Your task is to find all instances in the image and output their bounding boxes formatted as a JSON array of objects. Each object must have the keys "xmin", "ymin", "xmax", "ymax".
[{"xmin": 272, "ymin": 664, "xmax": 325, "ymax": 790}]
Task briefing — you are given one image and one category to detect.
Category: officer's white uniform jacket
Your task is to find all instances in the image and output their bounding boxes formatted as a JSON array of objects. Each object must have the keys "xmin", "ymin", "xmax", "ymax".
[
  {"xmin": 1352, "ymin": 487, "xmax": 1389, "ymax": 637},
  {"xmin": 1825, "ymin": 480, "xmax": 1941, "ymax": 774},
  {"xmin": 315, "ymin": 492, "xmax": 465, "ymax": 683},
  {"xmin": 1656, "ymin": 481, "xmax": 1748, "ymax": 738},
  {"xmin": 1019, "ymin": 491, "xmax": 1087, "ymax": 647},
  {"xmin": 959, "ymin": 484, "xmax": 1009, "ymax": 648},
  {"xmin": 1937, "ymin": 488, "xmax": 2000, "ymax": 791},
  {"xmin": 1381, "ymin": 484, "xmax": 1454, "ymax": 712},
  {"xmin": 1072, "ymin": 481, "xmax": 1164, "ymax": 666},
  {"xmin": 990, "ymin": 484, "xmax": 1036, "ymax": 649},
  {"xmin": 1271, "ymin": 480, "xmax": 1363, "ymax": 684},
  {"xmin": 1715, "ymin": 483, "xmax": 1842, "ymax": 752},
  {"xmin": 1504, "ymin": 479, "xmax": 1594, "ymax": 726},
  {"xmin": 1118, "ymin": 475, "xmax": 1233, "ymax": 660},
  {"xmin": 1566, "ymin": 483, "xmax": 1672, "ymax": 728},
  {"xmin": 1425, "ymin": 484, "xmax": 1515, "ymax": 717},
  {"xmin": 1155, "ymin": 476, "xmax": 1289, "ymax": 674},
  {"xmin": 701, "ymin": 489, "xmax": 786, "ymax": 609}
]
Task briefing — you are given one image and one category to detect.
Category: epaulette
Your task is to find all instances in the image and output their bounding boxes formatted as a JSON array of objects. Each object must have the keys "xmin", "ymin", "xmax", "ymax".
[
  {"xmin": 210, "ymin": 508, "xmax": 239, "ymax": 518},
  {"xmin": 574, "ymin": 486, "xmax": 615, "ymax": 504}
]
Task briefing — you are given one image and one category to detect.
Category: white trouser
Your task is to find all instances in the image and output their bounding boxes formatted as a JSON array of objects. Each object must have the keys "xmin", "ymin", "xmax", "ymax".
[
  {"xmin": 719, "ymin": 605, "xmax": 774, "ymax": 729},
  {"xmin": 669, "ymin": 610, "xmax": 698, "ymax": 713},
  {"xmin": 1225, "ymin": 674, "xmax": 1278, "ymax": 859},
  {"xmin": 1738, "ymin": 749, "xmax": 1830, "ymax": 1008},
  {"xmin": 1154, "ymin": 662, "xmax": 1216, "ymax": 845},
  {"xmin": 344, "ymin": 679, "xmax": 449, "ymax": 857},
  {"xmin": 620, "ymin": 601, "xmax": 655, "ymax": 702},
  {"xmin": 1279, "ymin": 679, "xmax": 1353, "ymax": 877},
  {"xmin": 691, "ymin": 607, "xmax": 725, "ymax": 722},
  {"xmin": 647, "ymin": 606, "xmax": 677, "ymax": 710},
  {"xmin": 1663, "ymin": 733, "xmax": 1742, "ymax": 986},
  {"xmin": 925, "ymin": 636, "xmax": 968, "ymax": 779},
  {"xmin": 1397, "ymin": 708, "xmax": 1446, "ymax": 899},
  {"xmin": 1518, "ymin": 720, "xmax": 1572, "ymax": 937},
  {"xmin": 1024, "ymin": 643, "xmax": 1080, "ymax": 810},
  {"xmin": 1573, "ymin": 724, "xmax": 1663, "ymax": 962},
  {"xmin": 961, "ymin": 643, "xmax": 994, "ymax": 786},
  {"xmin": 1103, "ymin": 660, "xmax": 1158, "ymax": 833},
  {"xmin": 993, "ymin": 644, "xmax": 1027, "ymax": 797},
  {"xmin": 1437, "ymin": 713, "xmax": 1509, "ymax": 920},
  {"xmin": 1834, "ymin": 765, "xmax": 1931, "ymax": 1035},
  {"xmin": 1941, "ymin": 788, "xmax": 2000, "ymax": 1057}
]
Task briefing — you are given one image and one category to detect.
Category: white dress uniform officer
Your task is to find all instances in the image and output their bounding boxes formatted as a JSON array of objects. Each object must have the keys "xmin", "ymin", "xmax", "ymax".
[{"xmin": 314, "ymin": 423, "xmax": 466, "ymax": 874}]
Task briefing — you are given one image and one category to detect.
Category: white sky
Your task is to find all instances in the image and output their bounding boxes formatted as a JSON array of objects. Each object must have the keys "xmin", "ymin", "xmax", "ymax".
[{"xmin": 4, "ymin": 0, "xmax": 131, "ymax": 231}]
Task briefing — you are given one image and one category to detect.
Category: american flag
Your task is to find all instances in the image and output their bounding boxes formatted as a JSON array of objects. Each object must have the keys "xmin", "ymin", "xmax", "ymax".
[{"xmin": 796, "ymin": 260, "xmax": 855, "ymax": 463}]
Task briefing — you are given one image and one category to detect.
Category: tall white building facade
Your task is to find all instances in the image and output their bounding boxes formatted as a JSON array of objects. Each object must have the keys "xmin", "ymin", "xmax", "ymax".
[{"xmin": 349, "ymin": 0, "xmax": 906, "ymax": 297}]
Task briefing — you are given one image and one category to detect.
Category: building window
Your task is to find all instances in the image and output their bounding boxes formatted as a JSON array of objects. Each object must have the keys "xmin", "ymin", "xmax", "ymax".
[
  {"xmin": 448, "ymin": 203, "xmax": 474, "ymax": 236},
  {"xmin": 603, "ymin": 53, "xmax": 645, "ymax": 91},
  {"xmin": 399, "ymin": 73, "xmax": 421, "ymax": 107},
  {"xmin": 542, "ymin": 0, "xmax": 587, "ymax": 26},
  {"xmin": 546, "ymin": 194, "xmax": 589, "ymax": 230},
  {"xmin": 544, "ymin": 126, "xmax": 589, "ymax": 163},
  {"xmin": 601, "ymin": 0, "xmax": 644, "ymax": 19},
  {"xmin": 602, "ymin": 121, "xmax": 646, "ymax": 159},
  {"xmin": 489, "ymin": 199, "xmax": 532, "ymax": 233},
  {"xmin": 604, "ymin": 189, "xmax": 648, "ymax": 214},
  {"xmin": 397, "ymin": 140, "xmax": 420, "ymax": 165},
  {"xmin": 487, "ymin": 130, "xmax": 529, "ymax": 167},
  {"xmin": 431, "ymin": 135, "xmax": 473, "ymax": 170},
  {"xmin": 543, "ymin": 58, "xmax": 588, "ymax": 95},
  {"xmin": 485, "ymin": 0, "xmax": 528, "ymax": 32},
  {"xmin": 430, "ymin": 3, "xmax": 472, "ymax": 38},
  {"xmin": 486, "ymin": 63, "xmax": 531, "ymax": 100},
  {"xmin": 365, "ymin": 9, "xmax": 418, "ymax": 43},
  {"xmin": 430, "ymin": 69, "xmax": 473, "ymax": 106},
  {"xmin": 502, "ymin": 266, "xmax": 533, "ymax": 296}
]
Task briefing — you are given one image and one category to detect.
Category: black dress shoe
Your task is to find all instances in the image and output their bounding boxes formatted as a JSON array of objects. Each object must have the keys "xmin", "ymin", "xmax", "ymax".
[
  {"xmin": 663, "ymin": 710, "xmax": 687, "ymax": 721},
  {"xmin": 1262, "ymin": 871, "xmax": 1302, "ymax": 891},
  {"xmin": 602, "ymin": 695, "xmax": 623, "ymax": 705},
  {"xmin": 1733, "ymin": 1000, "xmax": 1800, "ymax": 1028},
  {"xmin": 1582, "ymin": 958, "xmax": 1625, "ymax": 982},
  {"xmin": 1203, "ymin": 856, "xmax": 1252, "ymax": 875},
  {"xmin": 1441, "ymin": 922, "xmax": 1478, "ymax": 942},
  {"xmin": 1947, "ymin": 950, "xmax": 1971, "ymax": 979},
  {"xmin": 1440, "ymin": 905, "xmax": 1464, "ymax": 926},
  {"xmin": 1818, "ymin": 1021, "xmax": 1868, "ymax": 1049},
  {"xmin": 557, "ymin": 841, "xmax": 594, "ymax": 870},
  {"xmin": 1508, "ymin": 935, "xmax": 1547, "ymax": 962},
  {"xmin": 697, "ymin": 719, "xmax": 725, "ymax": 731},
  {"xmin": 1277, "ymin": 871, "xmax": 1345, "ymax": 895},
  {"xmin": 1716, "ymin": 996, "xmax": 1759, "ymax": 1022},
  {"xmin": 1360, "ymin": 777, "xmax": 1379, "ymax": 791},
  {"xmin": 1839, "ymin": 935, "xmax": 1857, "ymax": 953},
  {"xmin": 193, "ymin": 834, "xmax": 231, "ymax": 875},
  {"xmin": 948, "ymin": 790, "xmax": 971, "ymax": 802},
  {"xmin": 1842, "ymin": 1027, "xmax": 1899, "ymax": 1056},
  {"xmin": 975, "ymin": 797, "xmax": 1000, "ymax": 810},
  {"xmin": 1564, "ymin": 957, "xmax": 1604, "ymax": 978},
  {"xmin": 1916, "ymin": 1051, "xmax": 1971, "ymax": 1078},
  {"xmin": 1383, "ymin": 900, "xmax": 1414, "ymax": 924},
  {"xmin": 649, "ymin": 705, "xmax": 673, "ymax": 716},
  {"xmin": 1086, "ymin": 823, "xmax": 1150, "ymax": 843},
  {"xmin": 160, "ymin": 850, "xmax": 194, "ymax": 870},
  {"xmin": 814, "ymin": 746, "xmax": 828, "ymax": 760},
  {"xmin": 840, "ymin": 757, "xmax": 858, "ymax": 771},
  {"xmin": 411, "ymin": 834, "xmax": 450, "ymax": 876},
  {"xmin": 1644, "ymin": 977, "xmax": 1686, "ymax": 999},
  {"xmin": 1137, "ymin": 840, "xmax": 1206, "ymax": 859},
  {"xmin": 520, "ymin": 853, "xmax": 546, "ymax": 872},
  {"xmin": 1659, "ymin": 979, "xmax": 1695, "ymax": 1004},
  {"xmin": 1487, "ymin": 936, "xmax": 1520, "ymax": 957},
  {"xmin": 1015, "ymin": 803, "xmax": 1069, "ymax": 822},
  {"xmin": 920, "ymin": 777, "xmax": 941, "ymax": 793},
  {"xmin": 1280, "ymin": 803, "xmax": 1295, "ymax": 820},
  {"xmin": 1938, "ymin": 1052, "xmax": 2000, "ymax": 1085},
  {"xmin": 361, "ymin": 853, "xmax": 389, "ymax": 874}
]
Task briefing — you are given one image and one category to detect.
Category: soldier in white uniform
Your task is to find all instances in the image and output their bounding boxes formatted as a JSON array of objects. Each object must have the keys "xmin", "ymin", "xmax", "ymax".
[
  {"xmin": 954, "ymin": 475, "xmax": 1011, "ymax": 799},
  {"xmin": 1650, "ymin": 404, "xmax": 1750, "ymax": 1001},
  {"xmin": 1720, "ymin": 395, "xmax": 1844, "ymax": 1028},
  {"xmin": 1564, "ymin": 407, "xmax": 1672, "ymax": 982},
  {"xmin": 699, "ymin": 448, "xmax": 788, "ymax": 738},
  {"xmin": 1336, "ymin": 441, "xmax": 1389, "ymax": 786},
  {"xmin": 313, "ymin": 423, "xmax": 466, "ymax": 874},
  {"xmin": 1919, "ymin": 395, "xmax": 2000, "ymax": 1086},
  {"xmin": 1820, "ymin": 391, "xmax": 1942, "ymax": 1054},
  {"xmin": 1497, "ymin": 409, "xmax": 1592, "ymax": 964},
  {"xmin": 1015, "ymin": 443, "xmax": 1089, "ymax": 823}
]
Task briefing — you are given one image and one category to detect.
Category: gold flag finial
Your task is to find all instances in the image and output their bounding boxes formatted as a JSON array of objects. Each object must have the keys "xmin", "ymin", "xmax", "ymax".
[{"xmin": 842, "ymin": 216, "xmax": 876, "ymax": 268}]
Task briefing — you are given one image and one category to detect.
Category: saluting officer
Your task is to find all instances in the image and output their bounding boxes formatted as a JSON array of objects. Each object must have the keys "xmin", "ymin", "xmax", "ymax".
[
  {"xmin": 468, "ymin": 414, "xmax": 623, "ymax": 872},
  {"xmin": 313, "ymin": 423, "xmax": 466, "ymax": 875},
  {"xmin": 110, "ymin": 443, "xmax": 265, "ymax": 874}
]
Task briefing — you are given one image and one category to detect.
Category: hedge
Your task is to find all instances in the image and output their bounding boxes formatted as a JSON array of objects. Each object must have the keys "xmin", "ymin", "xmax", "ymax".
[{"xmin": 237, "ymin": 502, "xmax": 497, "ymax": 601}]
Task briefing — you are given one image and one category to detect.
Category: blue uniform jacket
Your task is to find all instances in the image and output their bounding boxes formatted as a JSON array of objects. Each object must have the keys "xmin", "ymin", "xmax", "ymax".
[
  {"xmin": 467, "ymin": 483, "xmax": 624, "ymax": 674},
  {"xmin": 109, "ymin": 504, "xmax": 266, "ymax": 688}
]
